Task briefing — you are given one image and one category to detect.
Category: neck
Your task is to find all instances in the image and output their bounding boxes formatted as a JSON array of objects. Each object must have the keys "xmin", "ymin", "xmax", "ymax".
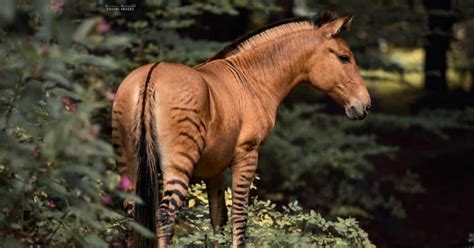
[{"xmin": 224, "ymin": 30, "xmax": 321, "ymax": 113}]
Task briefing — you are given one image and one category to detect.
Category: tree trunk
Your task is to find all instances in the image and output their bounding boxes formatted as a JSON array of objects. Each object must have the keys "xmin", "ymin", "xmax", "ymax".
[
  {"xmin": 471, "ymin": 68, "xmax": 474, "ymax": 93},
  {"xmin": 423, "ymin": 0, "xmax": 455, "ymax": 92}
]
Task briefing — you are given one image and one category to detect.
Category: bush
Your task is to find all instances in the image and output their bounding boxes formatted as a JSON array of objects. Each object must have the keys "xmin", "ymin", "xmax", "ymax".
[
  {"xmin": 259, "ymin": 103, "xmax": 473, "ymax": 218},
  {"xmin": 176, "ymin": 182, "xmax": 375, "ymax": 247}
]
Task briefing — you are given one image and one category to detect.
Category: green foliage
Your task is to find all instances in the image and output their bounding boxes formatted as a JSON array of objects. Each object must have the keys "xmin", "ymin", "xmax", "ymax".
[
  {"xmin": 259, "ymin": 104, "xmax": 404, "ymax": 218},
  {"xmin": 174, "ymin": 182, "xmax": 375, "ymax": 247},
  {"xmin": 0, "ymin": 1, "xmax": 138, "ymax": 246},
  {"xmin": 362, "ymin": 108, "xmax": 474, "ymax": 138},
  {"xmin": 259, "ymin": 103, "xmax": 473, "ymax": 219}
]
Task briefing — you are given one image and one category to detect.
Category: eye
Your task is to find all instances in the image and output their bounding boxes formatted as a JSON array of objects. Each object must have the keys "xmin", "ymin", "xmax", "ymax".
[{"xmin": 337, "ymin": 54, "xmax": 350, "ymax": 64}]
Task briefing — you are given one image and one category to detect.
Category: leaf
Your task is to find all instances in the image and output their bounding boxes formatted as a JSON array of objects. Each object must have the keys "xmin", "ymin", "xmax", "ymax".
[
  {"xmin": 1, "ymin": 236, "xmax": 25, "ymax": 248},
  {"xmin": 0, "ymin": 0, "xmax": 14, "ymax": 23},
  {"xmin": 188, "ymin": 198, "xmax": 196, "ymax": 208},
  {"xmin": 116, "ymin": 192, "xmax": 144, "ymax": 205},
  {"xmin": 44, "ymin": 71, "xmax": 71, "ymax": 87},
  {"xmin": 10, "ymin": 223, "xmax": 21, "ymax": 230},
  {"xmin": 104, "ymin": 172, "xmax": 120, "ymax": 191},
  {"xmin": 84, "ymin": 234, "xmax": 108, "ymax": 248},
  {"xmin": 73, "ymin": 18, "xmax": 99, "ymax": 44}
]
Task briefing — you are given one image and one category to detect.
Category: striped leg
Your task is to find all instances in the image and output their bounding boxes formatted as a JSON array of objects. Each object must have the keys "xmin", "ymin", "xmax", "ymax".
[
  {"xmin": 230, "ymin": 150, "xmax": 258, "ymax": 248},
  {"xmin": 156, "ymin": 101, "xmax": 206, "ymax": 246},
  {"xmin": 206, "ymin": 173, "xmax": 228, "ymax": 232},
  {"xmin": 156, "ymin": 159, "xmax": 194, "ymax": 247}
]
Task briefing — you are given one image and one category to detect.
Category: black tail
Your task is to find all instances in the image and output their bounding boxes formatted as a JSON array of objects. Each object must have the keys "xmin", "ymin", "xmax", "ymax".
[
  {"xmin": 134, "ymin": 62, "xmax": 160, "ymax": 248},
  {"xmin": 134, "ymin": 148, "xmax": 159, "ymax": 247}
]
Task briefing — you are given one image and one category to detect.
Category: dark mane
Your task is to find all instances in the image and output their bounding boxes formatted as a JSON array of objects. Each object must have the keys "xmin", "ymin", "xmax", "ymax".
[
  {"xmin": 311, "ymin": 10, "xmax": 339, "ymax": 27},
  {"xmin": 208, "ymin": 10, "xmax": 339, "ymax": 61}
]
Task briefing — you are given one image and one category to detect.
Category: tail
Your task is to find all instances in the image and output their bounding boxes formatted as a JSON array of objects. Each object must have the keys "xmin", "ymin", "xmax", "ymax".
[{"xmin": 134, "ymin": 62, "xmax": 161, "ymax": 248}]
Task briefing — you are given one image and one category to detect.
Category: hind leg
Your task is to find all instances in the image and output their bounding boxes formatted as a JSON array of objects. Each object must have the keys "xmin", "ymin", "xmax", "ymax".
[
  {"xmin": 156, "ymin": 155, "xmax": 195, "ymax": 247},
  {"xmin": 206, "ymin": 173, "xmax": 228, "ymax": 232}
]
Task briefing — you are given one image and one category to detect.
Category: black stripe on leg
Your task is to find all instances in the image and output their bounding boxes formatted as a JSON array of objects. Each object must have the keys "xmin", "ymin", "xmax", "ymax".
[
  {"xmin": 164, "ymin": 189, "xmax": 186, "ymax": 202},
  {"xmin": 169, "ymin": 198, "xmax": 179, "ymax": 210},
  {"xmin": 235, "ymin": 229, "xmax": 246, "ymax": 237},
  {"xmin": 239, "ymin": 168, "xmax": 256, "ymax": 174},
  {"xmin": 235, "ymin": 225, "xmax": 246, "ymax": 232},
  {"xmin": 232, "ymin": 211, "xmax": 248, "ymax": 217},
  {"xmin": 239, "ymin": 174, "xmax": 253, "ymax": 181},
  {"xmin": 160, "ymin": 198, "xmax": 170, "ymax": 206},
  {"xmin": 236, "ymin": 183, "xmax": 250, "ymax": 189},
  {"xmin": 167, "ymin": 179, "xmax": 188, "ymax": 190},
  {"xmin": 233, "ymin": 189, "xmax": 247, "ymax": 195},
  {"xmin": 233, "ymin": 218, "xmax": 247, "ymax": 225},
  {"xmin": 233, "ymin": 195, "xmax": 247, "ymax": 202},
  {"xmin": 233, "ymin": 201, "xmax": 246, "ymax": 208},
  {"xmin": 233, "ymin": 205, "xmax": 246, "ymax": 212}
]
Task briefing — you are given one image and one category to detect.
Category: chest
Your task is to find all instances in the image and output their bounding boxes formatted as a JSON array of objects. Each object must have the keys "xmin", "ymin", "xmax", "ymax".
[{"xmin": 237, "ymin": 101, "xmax": 276, "ymax": 148}]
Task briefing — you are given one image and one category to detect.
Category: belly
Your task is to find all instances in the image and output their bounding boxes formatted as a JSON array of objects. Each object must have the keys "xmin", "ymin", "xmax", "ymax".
[
  {"xmin": 192, "ymin": 141, "xmax": 234, "ymax": 179},
  {"xmin": 192, "ymin": 127, "xmax": 239, "ymax": 179}
]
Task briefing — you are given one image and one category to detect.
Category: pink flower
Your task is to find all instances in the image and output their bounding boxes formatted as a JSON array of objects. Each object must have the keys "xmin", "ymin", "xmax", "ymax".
[
  {"xmin": 62, "ymin": 97, "xmax": 70, "ymax": 105},
  {"xmin": 48, "ymin": 200, "xmax": 56, "ymax": 209},
  {"xmin": 96, "ymin": 19, "xmax": 110, "ymax": 34},
  {"xmin": 40, "ymin": 46, "xmax": 48, "ymax": 55},
  {"xmin": 102, "ymin": 194, "xmax": 112, "ymax": 205},
  {"xmin": 119, "ymin": 175, "xmax": 132, "ymax": 191},
  {"xmin": 52, "ymin": 0, "xmax": 64, "ymax": 12},
  {"xmin": 69, "ymin": 103, "xmax": 77, "ymax": 111},
  {"xmin": 32, "ymin": 148, "xmax": 40, "ymax": 158},
  {"xmin": 62, "ymin": 97, "xmax": 77, "ymax": 112}
]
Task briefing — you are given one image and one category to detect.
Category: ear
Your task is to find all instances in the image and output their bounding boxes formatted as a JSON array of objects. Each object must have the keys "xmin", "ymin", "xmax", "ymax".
[{"xmin": 321, "ymin": 15, "xmax": 354, "ymax": 39}]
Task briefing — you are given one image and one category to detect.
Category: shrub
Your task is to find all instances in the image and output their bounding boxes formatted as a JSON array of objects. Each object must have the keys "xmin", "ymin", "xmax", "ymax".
[{"xmin": 176, "ymin": 182, "xmax": 375, "ymax": 248}]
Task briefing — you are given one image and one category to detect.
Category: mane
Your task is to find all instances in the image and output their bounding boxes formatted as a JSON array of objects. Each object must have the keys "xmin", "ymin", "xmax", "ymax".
[{"xmin": 208, "ymin": 11, "xmax": 339, "ymax": 61}]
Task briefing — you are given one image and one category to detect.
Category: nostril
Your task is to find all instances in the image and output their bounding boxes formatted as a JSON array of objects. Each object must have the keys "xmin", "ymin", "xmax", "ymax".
[
  {"xmin": 365, "ymin": 104, "xmax": 371, "ymax": 112},
  {"xmin": 349, "ymin": 106, "xmax": 359, "ymax": 119},
  {"xmin": 350, "ymin": 106, "xmax": 357, "ymax": 116}
]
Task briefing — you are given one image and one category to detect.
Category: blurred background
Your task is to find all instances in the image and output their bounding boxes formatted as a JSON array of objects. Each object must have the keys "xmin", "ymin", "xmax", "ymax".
[{"xmin": 0, "ymin": 0, "xmax": 473, "ymax": 247}]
